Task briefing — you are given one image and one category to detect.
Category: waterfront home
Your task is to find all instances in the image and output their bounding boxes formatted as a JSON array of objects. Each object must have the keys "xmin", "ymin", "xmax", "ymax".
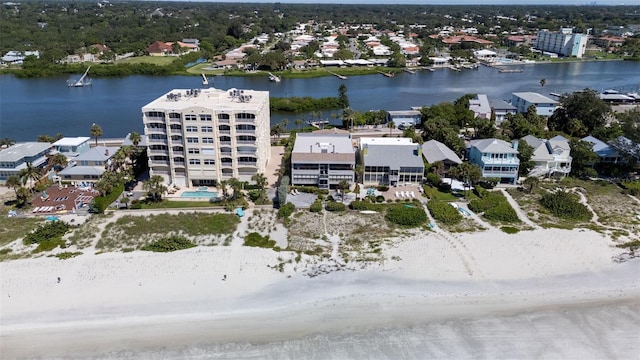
[
  {"xmin": 1, "ymin": 50, "xmax": 40, "ymax": 64},
  {"xmin": 387, "ymin": 110, "xmax": 422, "ymax": 128},
  {"xmin": 473, "ymin": 49, "xmax": 497, "ymax": 62},
  {"xmin": 421, "ymin": 140, "xmax": 462, "ymax": 174},
  {"xmin": 52, "ymin": 137, "xmax": 91, "ymax": 158},
  {"xmin": 0, "ymin": 142, "xmax": 53, "ymax": 183},
  {"xmin": 489, "ymin": 99, "xmax": 517, "ymax": 125},
  {"xmin": 58, "ymin": 146, "xmax": 119, "ymax": 181},
  {"xmin": 360, "ymin": 138, "xmax": 423, "ymax": 186},
  {"xmin": 469, "ymin": 94, "xmax": 492, "ymax": 119},
  {"xmin": 467, "ymin": 138, "xmax": 520, "ymax": 184},
  {"xmin": 581, "ymin": 135, "xmax": 637, "ymax": 165},
  {"xmin": 520, "ymin": 135, "xmax": 572, "ymax": 177},
  {"xmin": 142, "ymin": 87, "xmax": 271, "ymax": 187},
  {"xmin": 510, "ymin": 92, "xmax": 558, "ymax": 117},
  {"xmin": 291, "ymin": 132, "xmax": 355, "ymax": 189}
]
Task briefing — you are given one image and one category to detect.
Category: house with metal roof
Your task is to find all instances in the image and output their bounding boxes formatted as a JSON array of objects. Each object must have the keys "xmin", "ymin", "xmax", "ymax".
[
  {"xmin": 469, "ymin": 94, "xmax": 492, "ymax": 119},
  {"xmin": 467, "ymin": 138, "xmax": 520, "ymax": 184},
  {"xmin": 510, "ymin": 92, "xmax": 558, "ymax": 117},
  {"xmin": 386, "ymin": 110, "xmax": 422, "ymax": 128},
  {"xmin": 0, "ymin": 142, "xmax": 53, "ymax": 182},
  {"xmin": 52, "ymin": 137, "xmax": 91, "ymax": 158},
  {"xmin": 421, "ymin": 140, "xmax": 462, "ymax": 173},
  {"xmin": 291, "ymin": 133, "xmax": 355, "ymax": 189},
  {"xmin": 361, "ymin": 139, "xmax": 424, "ymax": 186},
  {"xmin": 520, "ymin": 135, "xmax": 572, "ymax": 177},
  {"xmin": 581, "ymin": 135, "xmax": 628, "ymax": 164},
  {"xmin": 58, "ymin": 146, "xmax": 119, "ymax": 181},
  {"xmin": 489, "ymin": 99, "xmax": 517, "ymax": 125}
]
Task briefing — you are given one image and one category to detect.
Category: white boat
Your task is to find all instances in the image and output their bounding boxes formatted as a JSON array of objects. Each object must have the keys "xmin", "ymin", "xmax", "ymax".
[
  {"xmin": 268, "ymin": 72, "xmax": 281, "ymax": 82},
  {"xmin": 67, "ymin": 66, "xmax": 92, "ymax": 87},
  {"xmin": 201, "ymin": 73, "xmax": 209, "ymax": 86}
]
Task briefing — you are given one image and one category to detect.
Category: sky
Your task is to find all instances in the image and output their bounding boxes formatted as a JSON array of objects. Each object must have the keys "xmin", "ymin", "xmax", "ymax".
[{"xmin": 150, "ymin": 0, "xmax": 635, "ymax": 4}]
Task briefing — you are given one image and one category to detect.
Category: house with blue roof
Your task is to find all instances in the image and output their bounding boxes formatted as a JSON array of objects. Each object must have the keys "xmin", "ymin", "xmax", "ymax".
[
  {"xmin": 467, "ymin": 138, "xmax": 520, "ymax": 184},
  {"xmin": 580, "ymin": 135, "xmax": 625, "ymax": 164}
]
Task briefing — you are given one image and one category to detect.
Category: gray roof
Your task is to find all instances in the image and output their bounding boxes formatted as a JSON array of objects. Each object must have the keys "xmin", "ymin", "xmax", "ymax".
[
  {"xmin": 489, "ymin": 99, "xmax": 516, "ymax": 110},
  {"xmin": 512, "ymin": 92, "xmax": 558, "ymax": 104},
  {"xmin": 74, "ymin": 146, "xmax": 119, "ymax": 162},
  {"xmin": 521, "ymin": 135, "xmax": 553, "ymax": 161},
  {"xmin": 58, "ymin": 166, "xmax": 106, "ymax": 176},
  {"xmin": 469, "ymin": 138, "xmax": 518, "ymax": 154},
  {"xmin": 387, "ymin": 110, "xmax": 421, "ymax": 117},
  {"xmin": 292, "ymin": 133, "xmax": 354, "ymax": 155},
  {"xmin": 422, "ymin": 140, "xmax": 462, "ymax": 165},
  {"xmin": 0, "ymin": 142, "xmax": 52, "ymax": 162},
  {"xmin": 364, "ymin": 144, "xmax": 424, "ymax": 168}
]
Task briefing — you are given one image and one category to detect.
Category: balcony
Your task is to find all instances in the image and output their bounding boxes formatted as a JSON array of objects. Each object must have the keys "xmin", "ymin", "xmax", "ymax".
[
  {"xmin": 150, "ymin": 160, "xmax": 170, "ymax": 166},
  {"xmin": 170, "ymin": 129, "xmax": 182, "ymax": 135},
  {"xmin": 219, "ymin": 141, "xmax": 232, "ymax": 146},
  {"xmin": 235, "ymin": 118, "xmax": 255, "ymax": 124},
  {"xmin": 173, "ymin": 161, "xmax": 186, "ymax": 168},
  {"xmin": 147, "ymin": 138, "xmax": 168, "ymax": 145},
  {"xmin": 218, "ymin": 118, "xmax": 230, "ymax": 124},
  {"xmin": 236, "ymin": 140, "xmax": 256, "ymax": 145},
  {"xmin": 171, "ymin": 150, "xmax": 184, "ymax": 156},
  {"xmin": 236, "ymin": 150, "xmax": 256, "ymax": 155},
  {"xmin": 218, "ymin": 130, "xmax": 231, "ymax": 135},
  {"xmin": 145, "ymin": 116, "xmax": 165, "ymax": 122},
  {"xmin": 237, "ymin": 161, "xmax": 257, "ymax": 167},
  {"xmin": 146, "ymin": 127, "xmax": 167, "ymax": 135},
  {"xmin": 148, "ymin": 149, "xmax": 169, "ymax": 156},
  {"xmin": 235, "ymin": 129, "xmax": 255, "ymax": 134},
  {"xmin": 220, "ymin": 162, "xmax": 234, "ymax": 168}
]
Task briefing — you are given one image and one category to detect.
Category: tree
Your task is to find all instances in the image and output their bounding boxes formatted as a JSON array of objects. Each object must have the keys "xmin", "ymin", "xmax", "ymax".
[
  {"xmin": 143, "ymin": 175, "xmax": 167, "ymax": 202},
  {"xmin": 569, "ymin": 139, "xmax": 599, "ymax": 178},
  {"xmin": 19, "ymin": 162, "xmax": 42, "ymax": 190},
  {"xmin": 47, "ymin": 153, "xmax": 68, "ymax": 172},
  {"xmin": 523, "ymin": 176, "xmax": 540, "ymax": 193},
  {"xmin": 129, "ymin": 132, "xmax": 142, "ymax": 147},
  {"xmin": 540, "ymin": 78, "xmax": 546, "ymax": 87},
  {"xmin": 120, "ymin": 196, "xmax": 130, "ymax": 209},
  {"xmin": 0, "ymin": 137, "xmax": 15, "ymax": 147},
  {"xmin": 16, "ymin": 186, "xmax": 30, "ymax": 207},
  {"xmin": 337, "ymin": 180, "xmax": 350, "ymax": 202},
  {"xmin": 388, "ymin": 120, "xmax": 395, "ymax": 136},
  {"xmin": 6, "ymin": 174, "xmax": 22, "ymax": 199},
  {"xmin": 450, "ymin": 162, "xmax": 482, "ymax": 196},
  {"xmin": 548, "ymin": 89, "xmax": 611, "ymax": 135},
  {"xmin": 219, "ymin": 179, "xmax": 229, "ymax": 199},
  {"xmin": 251, "ymin": 173, "xmax": 268, "ymax": 201},
  {"xmin": 338, "ymin": 84, "xmax": 349, "ymax": 109},
  {"xmin": 517, "ymin": 141, "xmax": 535, "ymax": 177},
  {"xmin": 90, "ymin": 123, "xmax": 103, "ymax": 146}
]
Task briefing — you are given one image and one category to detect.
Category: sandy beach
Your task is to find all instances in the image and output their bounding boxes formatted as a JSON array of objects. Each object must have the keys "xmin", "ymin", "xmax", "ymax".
[{"xmin": 2, "ymin": 218, "xmax": 640, "ymax": 359}]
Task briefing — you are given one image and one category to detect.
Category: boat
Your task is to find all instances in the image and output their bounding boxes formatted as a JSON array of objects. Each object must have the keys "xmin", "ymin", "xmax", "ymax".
[
  {"xmin": 329, "ymin": 71, "xmax": 347, "ymax": 80},
  {"xmin": 403, "ymin": 68, "xmax": 416, "ymax": 74},
  {"xmin": 268, "ymin": 72, "xmax": 281, "ymax": 82},
  {"xmin": 201, "ymin": 73, "xmax": 209, "ymax": 86},
  {"xmin": 67, "ymin": 66, "xmax": 92, "ymax": 87},
  {"xmin": 497, "ymin": 68, "xmax": 524, "ymax": 73}
]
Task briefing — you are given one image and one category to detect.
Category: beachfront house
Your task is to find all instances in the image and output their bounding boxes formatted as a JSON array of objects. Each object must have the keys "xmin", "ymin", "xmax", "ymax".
[
  {"xmin": 291, "ymin": 132, "xmax": 355, "ymax": 190},
  {"xmin": 467, "ymin": 138, "xmax": 520, "ymax": 184},
  {"xmin": 0, "ymin": 142, "xmax": 53, "ymax": 183},
  {"xmin": 387, "ymin": 110, "xmax": 422, "ymax": 128},
  {"xmin": 520, "ymin": 135, "xmax": 572, "ymax": 177},
  {"xmin": 52, "ymin": 137, "xmax": 91, "ymax": 158},
  {"xmin": 58, "ymin": 146, "xmax": 119, "ymax": 181},
  {"xmin": 142, "ymin": 87, "xmax": 271, "ymax": 187},
  {"xmin": 510, "ymin": 92, "xmax": 558, "ymax": 117},
  {"xmin": 581, "ymin": 135, "xmax": 627, "ymax": 164},
  {"xmin": 488, "ymin": 99, "xmax": 517, "ymax": 126},
  {"xmin": 360, "ymin": 137, "xmax": 424, "ymax": 186},
  {"xmin": 421, "ymin": 140, "xmax": 462, "ymax": 174}
]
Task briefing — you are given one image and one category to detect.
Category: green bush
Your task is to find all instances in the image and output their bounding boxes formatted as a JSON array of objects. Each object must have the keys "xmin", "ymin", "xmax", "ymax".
[
  {"xmin": 23, "ymin": 221, "xmax": 70, "ymax": 245},
  {"xmin": 469, "ymin": 190, "xmax": 519, "ymax": 223},
  {"xmin": 375, "ymin": 195, "xmax": 385, "ymax": 203},
  {"xmin": 349, "ymin": 200, "xmax": 385, "ymax": 212},
  {"xmin": 501, "ymin": 226, "xmax": 520, "ymax": 234},
  {"xmin": 277, "ymin": 202, "xmax": 296, "ymax": 218},
  {"xmin": 385, "ymin": 204, "xmax": 428, "ymax": 227},
  {"xmin": 621, "ymin": 180, "xmax": 640, "ymax": 196},
  {"xmin": 247, "ymin": 189, "xmax": 261, "ymax": 201},
  {"xmin": 425, "ymin": 172, "xmax": 441, "ymax": 186},
  {"xmin": 325, "ymin": 201, "xmax": 347, "ymax": 212},
  {"xmin": 56, "ymin": 251, "xmax": 83, "ymax": 260},
  {"xmin": 92, "ymin": 182, "xmax": 124, "ymax": 213},
  {"xmin": 377, "ymin": 185, "xmax": 390, "ymax": 192},
  {"xmin": 427, "ymin": 201, "xmax": 462, "ymax": 225},
  {"xmin": 477, "ymin": 177, "xmax": 499, "ymax": 189},
  {"xmin": 309, "ymin": 201, "xmax": 323, "ymax": 213},
  {"xmin": 484, "ymin": 202, "xmax": 520, "ymax": 223},
  {"xmin": 540, "ymin": 191, "xmax": 591, "ymax": 221},
  {"xmin": 141, "ymin": 235, "xmax": 196, "ymax": 252},
  {"xmin": 244, "ymin": 232, "xmax": 276, "ymax": 248}
]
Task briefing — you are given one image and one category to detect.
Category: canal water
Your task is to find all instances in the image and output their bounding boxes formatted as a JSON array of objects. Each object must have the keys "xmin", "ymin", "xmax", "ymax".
[{"xmin": 1, "ymin": 61, "xmax": 639, "ymax": 141}]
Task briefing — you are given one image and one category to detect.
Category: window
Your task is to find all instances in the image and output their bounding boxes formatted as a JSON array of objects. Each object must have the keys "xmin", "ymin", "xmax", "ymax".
[
  {"xmin": 188, "ymin": 148, "xmax": 200, "ymax": 154},
  {"xmin": 146, "ymin": 111, "xmax": 165, "ymax": 118},
  {"xmin": 235, "ymin": 112, "xmax": 256, "ymax": 120},
  {"xmin": 168, "ymin": 112, "xmax": 181, "ymax": 119},
  {"xmin": 185, "ymin": 114, "xmax": 197, "ymax": 121},
  {"xmin": 218, "ymin": 113, "xmax": 230, "ymax": 120},
  {"xmin": 202, "ymin": 148, "xmax": 215, "ymax": 155},
  {"xmin": 199, "ymin": 114, "xmax": 212, "ymax": 121},
  {"xmin": 202, "ymin": 137, "xmax": 214, "ymax": 144},
  {"xmin": 189, "ymin": 159, "xmax": 201, "ymax": 165},
  {"xmin": 186, "ymin": 126, "xmax": 198, "ymax": 132},
  {"xmin": 187, "ymin": 137, "xmax": 199, "ymax": 144},
  {"xmin": 201, "ymin": 126, "xmax": 213, "ymax": 133},
  {"xmin": 203, "ymin": 159, "xmax": 215, "ymax": 165}
]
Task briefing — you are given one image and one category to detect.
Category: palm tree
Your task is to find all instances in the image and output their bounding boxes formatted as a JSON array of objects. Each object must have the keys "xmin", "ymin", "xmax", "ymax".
[
  {"xmin": 294, "ymin": 118, "xmax": 304, "ymax": 131},
  {"xmin": 219, "ymin": 180, "xmax": 229, "ymax": 199},
  {"xmin": 90, "ymin": 123, "xmax": 103, "ymax": 146},
  {"xmin": 252, "ymin": 173, "xmax": 268, "ymax": 200},
  {"xmin": 0, "ymin": 137, "xmax": 15, "ymax": 147},
  {"xmin": 143, "ymin": 175, "xmax": 167, "ymax": 202},
  {"xmin": 6, "ymin": 174, "xmax": 21, "ymax": 199},
  {"xmin": 523, "ymin": 176, "xmax": 540, "ymax": 193},
  {"xmin": 16, "ymin": 186, "xmax": 30, "ymax": 207},
  {"xmin": 47, "ymin": 153, "xmax": 68, "ymax": 172},
  {"xmin": 20, "ymin": 162, "xmax": 42, "ymax": 191},
  {"xmin": 337, "ymin": 180, "xmax": 350, "ymax": 202},
  {"xmin": 129, "ymin": 132, "xmax": 142, "ymax": 147},
  {"xmin": 388, "ymin": 120, "xmax": 395, "ymax": 136}
]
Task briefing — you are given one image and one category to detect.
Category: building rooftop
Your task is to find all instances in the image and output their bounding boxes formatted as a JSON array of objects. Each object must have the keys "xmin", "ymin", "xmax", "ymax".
[
  {"xmin": 359, "ymin": 137, "xmax": 414, "ymax": 148},
  {"xmin": 469, "ymin": 94, "xmax": 491, "ymax": 116},
  {"xmin": 58, "ymin": 166, "xmax": 106, "ymax": 177},
  {"xmin": 291, "ymin": 133, "xmax": 355, "ymax": 163},
  {"xmin": 74, "ymin": 146, "xmax": 119, "ymax": 162},
  {"xmin": 422, "ymin": 140, "xmax": 462, "ymax": 165},
  {"xmin": 0, "ymin": 142, "xmax": 52, "ymax": 163},
  {"xmin": 364, "ymin": 144, "xmax": 423, "ymax": 168},
  {"xmin": 469, "ymin": 138, "xmax": 519, "ymax": 154},
  {"xmin": 512, "ymin": 92, "xmax": 558, "ymax": 105},
  {"xmin": 142, "ymin": 87, "xmax": 269, "ymax": 112},
  {"xmin": 387, "ymin": 110, "xmax": 421, "ymax": 117},
  {"xmin": 52, "ymin": 137, "xmax": 91, "ymax": 147},
  {"xmin": 489, "ymin": 99, "xmax": 517, "ymax": 110}
]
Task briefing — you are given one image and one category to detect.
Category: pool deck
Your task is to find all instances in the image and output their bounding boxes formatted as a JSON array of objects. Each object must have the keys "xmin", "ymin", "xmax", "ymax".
[
  {"xmin": 30, "ymin": 184, "xmax": 98, "ymax": 215},
  {"xmin": 167, "ymin": 186, "xmax": 221, "ymax": 201}
]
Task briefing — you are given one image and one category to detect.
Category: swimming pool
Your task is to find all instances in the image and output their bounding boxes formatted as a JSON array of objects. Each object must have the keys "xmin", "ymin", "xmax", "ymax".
[{"xmin": 181, "ymin": 191, "xmax": 218, "ymax": 198}]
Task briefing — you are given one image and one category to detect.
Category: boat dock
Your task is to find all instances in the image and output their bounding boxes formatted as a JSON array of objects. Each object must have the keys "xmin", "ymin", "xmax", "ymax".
[{"xmin": 329, "ymin": 71, "xmax": 347, "ymax": 80}]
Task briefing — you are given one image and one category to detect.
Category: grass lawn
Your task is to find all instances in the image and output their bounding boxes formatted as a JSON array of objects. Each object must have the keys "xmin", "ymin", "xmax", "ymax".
[
  {"xmin": 98, "ymin": 212, "xmax": 240, "ymax": 250},
  {"xmin": 0, "ymin": 205, "xmax": 43, "ymax": 248},
  {"xmin": 186, "ymin": 62, "xmax": 225, "ymax": 75},
  {"xmin": 118, "ymin": 56, "xmax": 176, "ymax": 66}
]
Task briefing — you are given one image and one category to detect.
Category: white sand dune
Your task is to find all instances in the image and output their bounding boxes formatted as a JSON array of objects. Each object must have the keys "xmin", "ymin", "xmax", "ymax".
[{"xmin": 1, "ymin": 227, "xmax": 639, "ymax": 359}]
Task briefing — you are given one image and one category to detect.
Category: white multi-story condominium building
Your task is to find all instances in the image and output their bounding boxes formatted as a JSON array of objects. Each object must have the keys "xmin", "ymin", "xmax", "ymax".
[
  {"xmin": 535, "ymin": 27, "xmax": 589, "ymax": 58},
  {"xmin": 291, "ymin": 130, "xmax": 355, "ymax": 189},
  {"xmin": 142, "ymin": 88, "xmax": 271, "ymax": 187}
]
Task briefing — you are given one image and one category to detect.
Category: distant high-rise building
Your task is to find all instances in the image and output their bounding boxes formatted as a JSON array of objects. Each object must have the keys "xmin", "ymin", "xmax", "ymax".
[
  {"xmin": 535, "ymin": 27, "xmax": 589, "ymax": 58},
  {"xmin": 141, "ymin": 87, "xmax": 271, "ymax": 187}
]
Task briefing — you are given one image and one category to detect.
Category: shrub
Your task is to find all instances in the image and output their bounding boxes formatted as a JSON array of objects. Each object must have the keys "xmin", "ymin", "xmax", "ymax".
[
  {"xmin": 92, "ymin": 182, "xmax": 124, "ymax": 213},
  {"xmin": 469, "ymin": 190, "xmax": 519, "ymax": 223},
  {"xmin": 56, "ymin": 251, "xmax": 83, "ymax": 260},
  {"xmin": 385, "ymin": 204, "xmax": 428, "ymax": 227},
  {"xmin": 327, "ymin": 195, "xmax": 334, "ymax": 202},
  {"xmin": 349, "ymin": 200, "xmax": 384, "ymax": 212},
  {"xmin": 277, "ymin": 202, "xmax": 296, "ymax": 218},
  {"xmin": 244, "ymin": 232, "xmax": 277, "ymax": 248},
  {"xmin": 621, "ymin": 180, "xmax": 640, "ymax": 196},
  {"xmin": 540, "ymin": 191, "xmax": 591, "ymax": 221},
  {"xmin": 375, "ymin": 195, "xmax": 385, "ymax": 203},
  {"xmin": 34, "ymin": 238, "xmax": 66, "ymax": 253},
  {"xmin": 141, "ymin": 235, "xmax": 196, "ymax": 252},
  {"xmin": 325, "ymin": 201, "xmax": 346, "ymax": 212},
  {"xmin": 23, "ymin": 221, "xmax": 70, "ymax": 245},
  {"xmin": 501, "ymin": 226, "xmax": 520, "ymax": 234},
  {"xmin": 247, "ymin": 189, "xmax": 261, "ymax": 201},
  {"xmin": 477, "ymin": 177, "xmax": 499, "ymax": 189},
  {"xmin": 437, "ymin": 182, "xmax": 452, "ymax": 193},
  {"xmin": 377, "ymin": 185, "xmax": 389, "ymax": 192},
  {"xmin": 277, "ymin": 175, "xmax": 290, "ymax": 206},
  {"xmin": 427, "ymin": 201, "xmax": 462, "ymax": 225},
  {"xmin": 425, "ymin": 172, "xmax": 441, "ymax": 186},
  {"xmin": 309, "ymin": 201, "xmax": 323, "ymax": 213},
  {"xmin": 484, "ymin": 202, "xmax": 520, "ymax": 223}
]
